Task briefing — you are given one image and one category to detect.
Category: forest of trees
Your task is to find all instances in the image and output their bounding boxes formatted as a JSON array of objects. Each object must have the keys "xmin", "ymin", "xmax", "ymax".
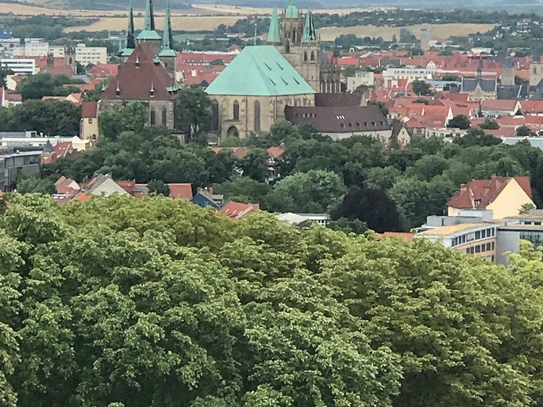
[
  {"xmin": 2, "ymin": 192, "xmax": 543, "ymax": 406},
  {"xmin": 19, "ymin": 102, "xmax": 543, "ymax": 233}
]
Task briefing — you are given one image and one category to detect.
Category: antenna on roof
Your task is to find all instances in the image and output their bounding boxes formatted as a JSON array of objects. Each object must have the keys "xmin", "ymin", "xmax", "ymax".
[{"xmin": 254, "ymin": 23, "xmax": 258, "ymax": 46}]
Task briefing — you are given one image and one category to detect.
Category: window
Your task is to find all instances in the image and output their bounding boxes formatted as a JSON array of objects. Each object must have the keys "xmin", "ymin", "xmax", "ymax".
[
  {"xmin": 491, "ymin": 241, "xmax": 495, "ymax": 250},
  {"xmin": 475, "ymin": 231, "xmax": 481, "ymax": 240},
  {"xmin": 475, "ymin": 245, "xmax": 481, "ymax": 253},
  {"xmin": 486, "ymin": 243, "xmax": 492, "ymax": 251},
  {"xmin": 150, "ymin": 109, "xmax": 156, "ymax": 125},
  {"xmin": 304, "ymin": 51, "xmax": 308, "ymax": 61},
  {"xmin": 254, "ymin": 100, "xmax": 261, "ymax": 132},
  {"xmin": 470, "ymin": 247, "xmax": 475, "ymax": 254},
  {"xmin": 310, "ymin": 51, "xmax": 315, "ymax": 61},
  {"xmin": 474, "ymin": 199, "xmax": 481, "ymax": 207},
  {"xmin": 211, "ymin": 101, "xmax": 219, "ymax": 131},
  {"xmin": 162, "ymin": 108, "xmax": 167, "ymax": 126},
  {"xmin": 233, "ymin": 100, "xmax": 240, "ymax": 120},
  {"xmin": 88, "ymin": 118, "xmax": 93, "ymax": 124}
]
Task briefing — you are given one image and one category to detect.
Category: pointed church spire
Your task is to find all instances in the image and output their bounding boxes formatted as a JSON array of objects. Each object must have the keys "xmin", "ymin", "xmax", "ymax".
[
  {"xmin": 126, "ymin": 0, "xmax": 136, "ymax": 49},
  {"xmin": 302, "ymin": 9, "xmax": 316, "ymax": 42},
  {"xmin": 143, "ymin": 0, "xmax": 156, "ymax": 31},
  {"xmin": 267, "ymin": 8, "xmax": 281, "ymax": 44},
  {"xmin": 159, "ymin": 0, "xmax": 176, "ymax": 56}
]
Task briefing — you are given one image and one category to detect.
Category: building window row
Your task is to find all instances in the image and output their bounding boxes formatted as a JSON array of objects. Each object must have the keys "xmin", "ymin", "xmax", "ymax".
[
  {"xmin": 520, "ymin": 231, "xmax": 543, "ymax": 245},
  {"xmin": 465, "ymin": 241, "xmax": 495, "ymax": 254},
  {"xmin": 452, "ymin": 227, "xmax": 496, "ymax": 247}
]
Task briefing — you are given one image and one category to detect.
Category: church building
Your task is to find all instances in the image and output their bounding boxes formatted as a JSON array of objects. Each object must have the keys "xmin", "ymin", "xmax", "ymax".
[{"xmin": 98, "ymin": 0, "xmax": 180, "ymax": 131}]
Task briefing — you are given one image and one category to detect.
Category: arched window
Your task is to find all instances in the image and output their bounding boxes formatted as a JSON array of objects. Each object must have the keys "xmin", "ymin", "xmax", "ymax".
[
  {"xmin": 292, "ymin": 29, "xmax": 296, "ymax": 42},
  {"xmin": 150, "ymin": 109, "xmax": 156, "ymax": 125},
  {"xmin": 304, "ymin": 51, "xmax": 308, "ymax": 61},
  {"xmin": 233, "ymin": 100, "xmax": 240, "ymax": 120},
  {"xmin": 310, "ymin": 51, "xmax": 315, "ymax": 61},
  {"xmin": 162, "ymin": 108, "xmax": 167, "ymax": 126},
  {"xmin": 254, "ymin": 100, "xmax": 261, "ymax": 132},
  {"xmin": 211, "ymin": 101, "xmax": 219, "ymax": 131}
]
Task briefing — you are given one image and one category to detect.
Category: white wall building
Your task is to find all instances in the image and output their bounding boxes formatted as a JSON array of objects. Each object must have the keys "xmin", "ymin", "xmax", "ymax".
[
  {"xmin": 75, "ymin": 44, "xmax": 107, "ymax": 65},
  {"xmin": 12, "ymin": 39, "xmax": 49, "ymax": 57},
  {"xmin": 0, "ymin": 58, "xmax": 37, "ymax": 75},
  {"xmin": 346, "ymin": 71, "xmax": 375, "ymax": 92}
]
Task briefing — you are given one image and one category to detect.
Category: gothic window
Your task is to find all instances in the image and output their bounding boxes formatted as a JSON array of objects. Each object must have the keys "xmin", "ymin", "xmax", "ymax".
[
  {"xmin": 285, "ymin": 40, "xmax": 290, "ymax": 53},
  {"xmin": 162, "ymin": 108, "xmax": 167, "ymax": 126},
  {"xmin": 254, "ymin": 100, "xmax": 261, "ymax": 132},
  {"xmin": 292, "ymin": 29, "xmax": 296, "ymax": 42},
  {"xmin": 304, "ymin": 51, "xmax": 308, "ymax": 61},
  {"xmin": 233, "ymin": 100, "xmax": 240, "ymax": 120},
  {"xmin": 211, "ymin": 101, "xmax": 219, "ymax": 131},
  {"xmin": 150, "ymin": 109, "xmax": 156, "ymax": 126},
  {"xmin": 310, "ymin": 51, "xmax": 315, "ymax": 61}
]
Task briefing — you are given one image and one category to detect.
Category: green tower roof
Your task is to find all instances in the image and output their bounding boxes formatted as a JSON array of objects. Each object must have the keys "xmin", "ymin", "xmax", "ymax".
[
  {"xmin": 159, "ymin": 0, "xmax": 176, "ymax": 57},
  {"xmin": 267, "ymin": 8, "xmax": 281, "ymax": 44},
  {"xmin": 137, "ymin": 0, "xmax": 161, "ymax": 41},
  {"xmin": 205, "ymin": 45, "xmax": 315, "ymax": 96},
  {"xmin": 302, "ymin": 9, "xmax": 316, "ymax": 42},
  {"xmin": 285, "ymin": 0, "xmax": 299, "ymax": 19}
]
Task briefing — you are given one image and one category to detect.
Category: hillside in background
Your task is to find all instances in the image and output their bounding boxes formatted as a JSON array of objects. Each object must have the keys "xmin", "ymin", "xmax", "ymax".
[{"xmin": 13, "ymin": 0, "xmax": 192, "ymax": 10}]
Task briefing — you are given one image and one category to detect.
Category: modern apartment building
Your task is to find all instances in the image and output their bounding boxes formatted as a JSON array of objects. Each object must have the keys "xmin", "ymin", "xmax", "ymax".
[
  {"xmin": 0, "ymin": 58, "xmax": 37, "ymax": 75},
  {"xmin": 75, "ymin": 44, "xmax": 108, "ymax": 66}
]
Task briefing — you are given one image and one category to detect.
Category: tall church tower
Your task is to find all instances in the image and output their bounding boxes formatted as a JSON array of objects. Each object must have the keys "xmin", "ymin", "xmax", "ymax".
[
  {"xmin": 266, "ymin": 0, "xmax": 340, "ymax": 93},
  {"xmin": 136, "ymin": 0, "xmax": 162, "ymax": 56},
  {"xmin": 120, "ymin": 0, "xmax": 136, "ymax": 61},
  {"xmin": 159, "ymin": 0, "xmax": 177, "ymax": 78}
]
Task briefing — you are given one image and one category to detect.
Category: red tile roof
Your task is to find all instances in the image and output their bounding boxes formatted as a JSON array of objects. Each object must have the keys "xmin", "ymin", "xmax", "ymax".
[
  {"xmin": 211, "ymin": 146, "xmax": 250, "ymax": 159},
  {"xmin": 218, "ymin": 201, "xmax": 259, "ymax": 220},
  {"xmin": 89, "ymin": 63, "xmax": 119, "ymax": 78},
  {"xmin": 375, "ymin": 232, "xmax": 415, "ymax": 242},
  {"xmin": 168, "ymin": 183, "xmax": 193, "ymax": 200},
  {"xmin": 448, "ymin": 176, "xmax": 532, "ymax": 210},
  {"xmin": 267, "ymin": 146, "xmax": 285, "ymax": 159},
  {"xmin": 81, "ymin": 101, "xmax": 98, "ymax": 118},
  {"xmin": 101, "ymin": 43, "xmax": 176, "ymax": 101},
  {"xmin": 481, "ymin": 99, "xmax": 518, "ymax": 112}
]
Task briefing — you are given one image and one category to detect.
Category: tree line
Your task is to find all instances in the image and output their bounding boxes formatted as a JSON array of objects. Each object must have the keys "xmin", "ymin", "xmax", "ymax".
[{"xmin": 2, "ymin": 191, "xmax": 543, "ymax": 406}]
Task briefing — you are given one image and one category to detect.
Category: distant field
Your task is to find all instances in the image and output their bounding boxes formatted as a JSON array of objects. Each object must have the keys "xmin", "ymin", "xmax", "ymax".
[
  {"xmin": 192, "ymin": 4, "xmax": 383, "ymax": 16},
  {"xmin": 318, "ymin": 23, "xmax": 496, "ymax": 41}
]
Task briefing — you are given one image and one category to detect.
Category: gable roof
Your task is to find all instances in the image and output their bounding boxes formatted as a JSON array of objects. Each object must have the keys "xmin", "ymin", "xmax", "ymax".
[
  {"xmin": 81, "ymin": 101, "xmax": 98, "ymax": 118},
  {"xmin": 205, "ymin": 45, "xmax": 315, "ymax": 96},
  {"xmin": 168, "ymin": 183, "xmax": 193, "ymax": 200},
  {"xmin": 101, "ymin": 42, "xmax": 177, "ymax": 101},
  {"xmin": 218, "ymin": 201, "xmax": 259, "ymax": 220},
  {"xmin": 448, "ymin": 176, "xmax": 532, "ymax": 210}
]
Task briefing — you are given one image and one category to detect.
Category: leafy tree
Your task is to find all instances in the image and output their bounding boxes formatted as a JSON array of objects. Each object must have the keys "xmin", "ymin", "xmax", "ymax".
[
  {"xmin": 176, "ymin": 85, "xmax": 212, "ymax": 137},
  {"xmin": 447, "ymin": 114, "xmax": 471, "ymax": 129},
  {"xmin": 0, "ymin": 66, "xmax": 14, "ymax": 88},
  {"xmin": 331, "ymin": 185, "xmax": 404, "ymax": 232},
  {"xmin": 412, "ymin": 98, "xmax": 429, "ymax": 104},
  {"xmin": 516, "ymin": 125, "xmax": 536, "ymax": 137},
  {"xmin": 240, "ymin": 148, "xmax": 269, "ymax": 182},
  {"xmin": 411, "ymin": 79, "xmax": 432, "ymax": 96},
  {"xmin": 147, "ymin": 179, "xmax": 169, "ymax": 196},
  {"xmin": 15, "ymin": 72, "xmax": 83, "ymax": 100},
  {"xmin": 453, "ymin": 128, "xmax": 501, "ymax": 147},
  {"xmin": 272, "ymin": 170, "xmax": 347, "ymax": 213},
  {"xmin": 479, "ymin": 118, "xmax": 500, "ymax": 129},
  {"xmin": 519, "ymin": 202, "xmax": 535, "ymax": 215},
  {"xmin": 16, "ymin": 176, "xmax": 55, "ymax": 194},
  {"xmin": 327, "ymin": 217, "xmax": 369, "ymax": 234}
]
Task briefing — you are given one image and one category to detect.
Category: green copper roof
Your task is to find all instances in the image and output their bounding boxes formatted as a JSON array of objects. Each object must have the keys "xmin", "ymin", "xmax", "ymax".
[
  {"xmin": 285, "ymin": 0, "xmax": 299, "ymax": 19},
  {"xmin": 206, "ymin": 45, "xmax": 315, "ymax": 96},
  {"xmin": 137, "ymin": 30, "xmax": 162, "ymax": 41},
  {"xmin": 302, "ymin": 9, "xmax": 316, "ymax": 42},
  {"xmin": 159, "ymin": 0, "xmax": 176, "ymax": 57},
  {"xmin": 267, "ymin": 8, "xmax": 281, "ymax": 44},
  {"xmin": 120, "ymin": 47, "xmax": 135, "ymax": 57}
]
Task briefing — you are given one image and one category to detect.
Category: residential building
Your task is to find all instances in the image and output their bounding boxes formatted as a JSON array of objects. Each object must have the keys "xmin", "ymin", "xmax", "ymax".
[
  {"xmin": 480, "ymin": 99, "xmax": 521, "ymax": 117},
  {"xmin": 80, "ymin": 101, "xmax": 99, "ymax": 143},
  {"xmin": 530, "ymin": 55, "xmax": 543, "ymax": 87},
  {"xmin": 416, "ymin": 210, "xmax": 498, "ymax": 262},
  {"xmin": 346, "ymin": 71, "xmax": 374, "ymax": 92},
  {"xmin": 276, "ymin": 212, "xmax": 329, "ymax": 226},
  {"xmin": 75, "ymin": 44, "xmax": 108, "ymax": 66},
  {"xmin": 447, "ymin": 175, "xmax": 533, "ymax": 220},
  {"xmin": 0, "ymin": 26, "xmax": 13, "ymax": 40},
  {"xmin": 191, "ymin": 187, "xmax": 223, "ymax": 209},
  {"xmin": 461, "ymin": 60, "xmax": 497, "ymax": 100},
  {"xmin": 0, "ymin": 131, "xmax": 76, "ymax": 149},
  {"xmin": 12, "ymin": 39, "xmax": 49, "ymax": 57}
]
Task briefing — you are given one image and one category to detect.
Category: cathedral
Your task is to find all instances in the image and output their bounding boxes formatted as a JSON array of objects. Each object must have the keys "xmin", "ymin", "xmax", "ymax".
[
  {"xmin": 205, "ymin": 0, "xmax": 342, "ymax": 139},
  {"xmin": 267, "ymin": 0, "xmax": 341, "ymax": 93},
  {"xmin": 98, "ymin": 0, "xmax": 180, "ymax": 131}
]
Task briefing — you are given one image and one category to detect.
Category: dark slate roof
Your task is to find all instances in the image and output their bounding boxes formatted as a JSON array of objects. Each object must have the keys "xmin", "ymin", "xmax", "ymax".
[
  {"xmin": 314, "ymin": 93, "xmax": 364, "ymax": 107},
  {"xmin": 101, "ymin": 42, "xmax": 176, "ymax": 101},
  {"xmin": 497, "ymin": 85, "xmax": 529, "ymax": 100},
  {"xmin": 462, "ymin": 77, "xmax": 496, "ymax": 93},
  {"xmin": 285, "ymin": 105, "xmax": 389, "ymax": 133}
]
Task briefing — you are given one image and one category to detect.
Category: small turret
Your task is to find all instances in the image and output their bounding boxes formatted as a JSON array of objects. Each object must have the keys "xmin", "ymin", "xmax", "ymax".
[{"xmin": 267, "ymin": 8, "xmax": 281, "ymax": 44}]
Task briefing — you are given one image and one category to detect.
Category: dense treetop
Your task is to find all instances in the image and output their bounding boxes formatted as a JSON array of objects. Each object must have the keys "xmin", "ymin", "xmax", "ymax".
[{"xmin": 1, "ymin": 193, "xmax": 543, "ymax": 406}]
